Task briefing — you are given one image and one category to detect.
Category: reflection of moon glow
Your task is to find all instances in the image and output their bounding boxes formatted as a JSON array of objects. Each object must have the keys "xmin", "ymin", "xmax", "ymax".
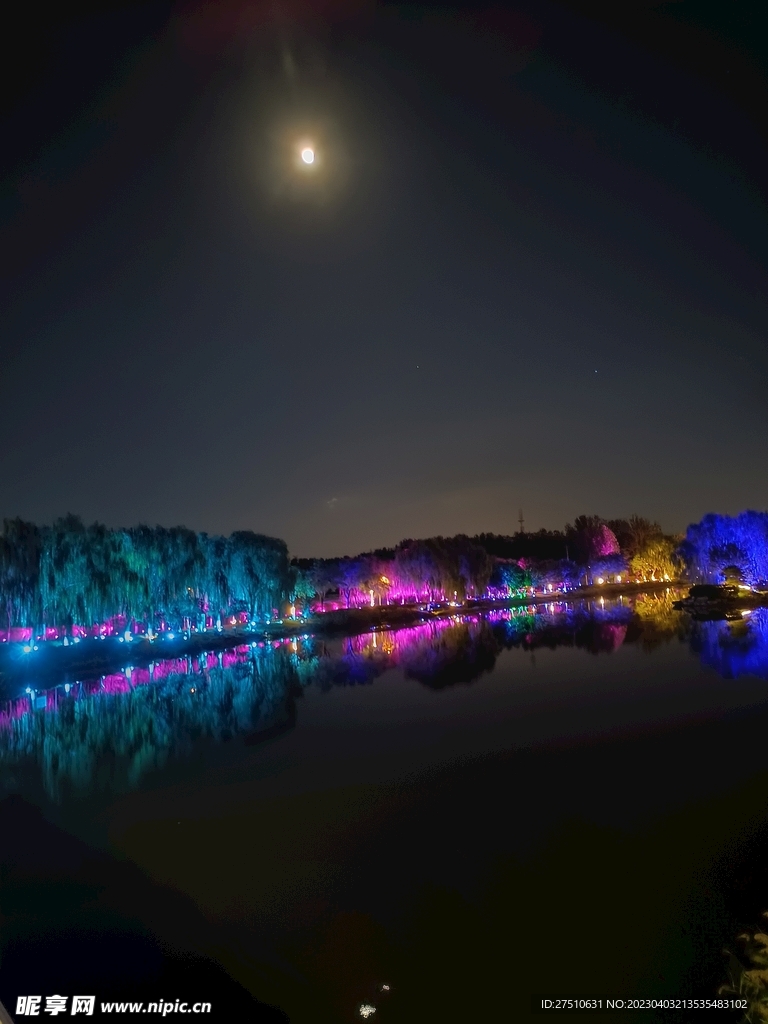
[{"xmin": 301, "ymin": 147, "xmax": 314, "ymax": 164}]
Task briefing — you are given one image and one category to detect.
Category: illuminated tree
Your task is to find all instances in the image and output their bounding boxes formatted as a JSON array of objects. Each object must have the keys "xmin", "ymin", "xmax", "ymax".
[
  {"xmin": 565, "ymin": 516, "xmax": 620, "ymax": 563},
  {"xmin": 228, "ymin": 531, "xmax": 290, "ymax": 620},
  {"xmin": 308, "ymin": 559, "xmax": 341, "ymax": 611},
  {"xmin": 290, "ymin": 568, "xmax": 317, "ymax": 615},
  {"xmin": 589, "ymin": 553, "xmax": 628, "ymax": 583},
  {"xmin": 0, "ymin": 518, "xmax": 42, "ymax": 628},
  {"xmin": 456, "ymin": 538, "xmax": 493, "ymax": 599},
  {"xmin": 335, "ymin": 557, "xmax": 364, "ymax": 608},
  {"xmin": 630, "ymin": 536, "xmax": 680, "ymax": 581},
  {"xmin": 395, "ymin": 541, "xmax": 438, "ymax": 602},
  {"xmin": 490, "ymin": 561, "xmax": 531, "ymax": 596},
  {"xmin": 681, "ymin": 512, "xmax": 768, "ymax": 586}
]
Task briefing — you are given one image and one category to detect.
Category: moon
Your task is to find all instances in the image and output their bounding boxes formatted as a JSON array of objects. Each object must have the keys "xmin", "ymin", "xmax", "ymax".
[{"xmin": 301, "ymin": 147, "xmax": 315, "ymax": 165}]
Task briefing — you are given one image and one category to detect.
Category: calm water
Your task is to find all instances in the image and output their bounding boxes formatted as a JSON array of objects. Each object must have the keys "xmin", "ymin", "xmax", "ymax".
[{"xmin": 3, "ymin": 593, "xmax": 768, "ymax": 1022}]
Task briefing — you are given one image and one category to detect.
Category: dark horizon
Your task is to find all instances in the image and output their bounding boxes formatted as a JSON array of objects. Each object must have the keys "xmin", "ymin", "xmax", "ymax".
[
  {"xmin": 0, "ymin": 509, "xmax": 676, "ymax": 563},
  {"xmin": 2, "ymin": 0, "xmax": 767, "ymax": 557}
]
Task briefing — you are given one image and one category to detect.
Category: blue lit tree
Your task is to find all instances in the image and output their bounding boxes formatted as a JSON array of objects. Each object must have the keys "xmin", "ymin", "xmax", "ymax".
[
  {"xmin": 681, "ymin": 512, "xmax": 768, "ymax": 587},
  {"xmin": 588, "ymin": 553, "xmax": 628, "ymax": 583}
]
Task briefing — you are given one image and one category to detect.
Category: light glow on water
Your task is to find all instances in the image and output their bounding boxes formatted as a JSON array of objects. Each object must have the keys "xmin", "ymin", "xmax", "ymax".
[
  {"xmin": 2, "ymin": 590, "xmax": 768, "ymax": 1020},
  {"xmin": 7, "ymin": 593, "xmax": 768, "ymax": 807}
]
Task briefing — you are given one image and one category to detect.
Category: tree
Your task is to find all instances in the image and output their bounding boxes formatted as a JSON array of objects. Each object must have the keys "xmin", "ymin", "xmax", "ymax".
[
  {"xmin": 607, "ymin": 516, "xmax": 663, "ymax": 560},
  {"xmin": 630, "ymin": 536, "xmax": 680, "ymax": 582},
  {"xmin": 681, "ymin": 512, "xmax": 768, "ymax": 586},
  {"xmin": 565, "ymin": 516, "xmax": 620, "ymax": 564},
  {"xmin": 490, "ymin": 561, "xmax": 532, "ymax": 596},
  {"xmin": 395, "ymin": 541, "xmax": 439, "ymax": 602},
  {"xmin": 290, "ymin": 568, "xmax": 317, "ymax": 615},
  {"xmin": 0, "ymin": 518, "xmax": 42, "ymax": 629},
  {"xmin": 308, "ymin": 559, "xmax": 342, "ymax": 611},
  {"xmin": 589, "ymin": 553, "xmax": 628, "ymax": 583},
  {"xmin": 455, "ymin": 537, "xmax": 493, "ymax": 599},
  {"xmin": 336, "ymin": 557, "xmax": 366, "ymax": 608},
  {"xmin": 530, "ymin": 558, "xmax": 582, "ymax": 591},
  {"xmin": 228, "ymin": 532, "xmax": 290, "ymax": 620}
]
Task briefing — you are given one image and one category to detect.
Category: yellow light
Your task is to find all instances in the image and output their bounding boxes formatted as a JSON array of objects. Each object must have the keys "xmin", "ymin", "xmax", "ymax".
[
  {"xmin": 616, "ymin": 575, "xmax": 621, "ymax": 582},
  {"xmin": 596, "ymin": 577, "xmax": 604, "ymax": 585},
  {"xmin": 301, "ymin": 147, "xmax": 314, "ymax": 164}
]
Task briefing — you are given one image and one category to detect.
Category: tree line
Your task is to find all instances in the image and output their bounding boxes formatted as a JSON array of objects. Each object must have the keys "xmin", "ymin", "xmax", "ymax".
[
  {"xmin": 0, "ymin": 508, "xmax": 718, "ymax": 634},
  {"xmin": 290, "ymin": 515, "xmax": 683, "ymax": 613},
  {"xmin": 0, "ymin": 515, "xmax": 291, "ymax": 633}
]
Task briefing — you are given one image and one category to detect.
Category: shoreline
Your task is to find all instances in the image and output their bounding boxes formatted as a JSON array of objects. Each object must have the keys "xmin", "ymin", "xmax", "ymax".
[
  {"xmin": 0, "ymin": 581, "xmax": 680, "ymax": 698},
  {"xmin": 305, "ymin": 578, "xmax": 678, "ymax": 630}
]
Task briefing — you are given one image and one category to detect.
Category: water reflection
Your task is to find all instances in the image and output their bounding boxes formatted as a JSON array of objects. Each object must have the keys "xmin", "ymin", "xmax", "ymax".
[
  {"xmin": 691, "ymin": 607, "xmax": 768, "ymax": 681},
  {"xmin": 0, "ymin": 644, "xmax": 304, "ymax": 801},
  {"xmin": 2, "ymin": 593, "xmax": 749, "ymax": 801}
]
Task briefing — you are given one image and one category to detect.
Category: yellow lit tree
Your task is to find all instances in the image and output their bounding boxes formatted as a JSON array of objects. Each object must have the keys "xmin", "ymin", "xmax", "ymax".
[{"xmin": 629, "ymin": 536, "xmax": 681, "ymax": 582}]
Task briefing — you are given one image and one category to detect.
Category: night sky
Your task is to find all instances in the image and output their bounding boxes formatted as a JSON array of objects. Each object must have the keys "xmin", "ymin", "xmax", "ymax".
[{"xmin": 2, "ymin": 1, "xmax": 767, "ymax": 556}]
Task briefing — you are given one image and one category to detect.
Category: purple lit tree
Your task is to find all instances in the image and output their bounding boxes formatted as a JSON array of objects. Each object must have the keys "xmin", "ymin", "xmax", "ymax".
[{"xmin": 565, "ymin": 516, "xmax": 620, "ymax": 564}]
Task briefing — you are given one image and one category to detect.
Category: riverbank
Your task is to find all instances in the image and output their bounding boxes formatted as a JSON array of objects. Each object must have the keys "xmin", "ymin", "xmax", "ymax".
[{"xmin": 0, "ymin": 580, "xmax": 679, "ymax": 698}]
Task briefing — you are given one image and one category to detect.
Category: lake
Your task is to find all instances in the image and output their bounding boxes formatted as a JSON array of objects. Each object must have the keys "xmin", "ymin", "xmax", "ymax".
[{"xmin": 3, "ymin": 592, "xmax": 768, "ymax": 1022}]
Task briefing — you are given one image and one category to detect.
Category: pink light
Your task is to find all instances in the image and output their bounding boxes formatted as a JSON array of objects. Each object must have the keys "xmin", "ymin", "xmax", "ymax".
[{"xmin": 102, "ymin": 673, "xmax": 131, "ymax": 694}]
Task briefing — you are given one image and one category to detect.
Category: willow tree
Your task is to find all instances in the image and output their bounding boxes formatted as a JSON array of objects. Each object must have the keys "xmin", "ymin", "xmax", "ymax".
[
  {"xmin": 228, "ymin": 531, "xmax": 291, "ymax": 619},
  {"xmin": 0, "ymin": 518, "xmax": 42, "ymax": 629},
  {"xmin": 38, "ymin": 515, "xmax": 94, "ymax": 630},
  {"xmin": 630, "ymin": 536, "xmax": 681, "ymax": 582}
]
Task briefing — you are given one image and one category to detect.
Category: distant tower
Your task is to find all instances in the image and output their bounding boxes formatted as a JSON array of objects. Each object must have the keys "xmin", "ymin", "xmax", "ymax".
[{"xmin": 518, "ymin": 509, "xmax": 525, "ymax": 535}]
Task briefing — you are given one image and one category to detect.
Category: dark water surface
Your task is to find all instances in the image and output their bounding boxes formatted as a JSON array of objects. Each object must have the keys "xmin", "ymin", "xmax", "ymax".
[{"xmin": 3, "ymin": 594, "xmax": 768, "ymax": 1022}]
